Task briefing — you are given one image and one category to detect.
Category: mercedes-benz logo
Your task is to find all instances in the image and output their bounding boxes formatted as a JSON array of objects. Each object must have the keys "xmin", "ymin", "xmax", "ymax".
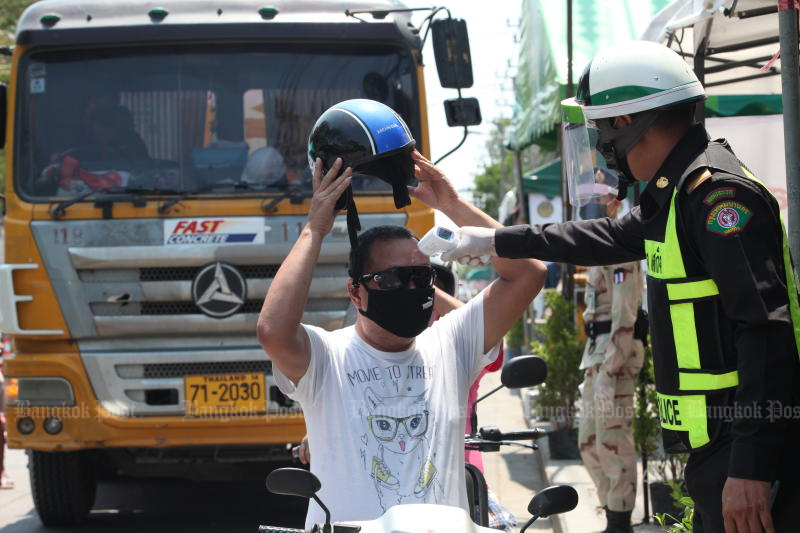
[{"xmin": 192, "ymin": 262, "xmax": 246, "ymax": 318}]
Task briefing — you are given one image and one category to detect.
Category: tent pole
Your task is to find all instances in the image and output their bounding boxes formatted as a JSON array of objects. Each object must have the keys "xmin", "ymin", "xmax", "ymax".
[
  {"xmin": 515, "ymin": 150, "xmax": 530, "ymax": 224},
  {"xmin": 779, "ymin": 3, "xmax": 800, "ymax": 260}
]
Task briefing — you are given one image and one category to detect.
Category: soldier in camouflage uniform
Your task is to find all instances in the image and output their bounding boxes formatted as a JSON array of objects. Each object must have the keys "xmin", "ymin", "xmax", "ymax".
[{"xmin": 578, "ymin": 196, "xmax": 644, "ymax": 533}]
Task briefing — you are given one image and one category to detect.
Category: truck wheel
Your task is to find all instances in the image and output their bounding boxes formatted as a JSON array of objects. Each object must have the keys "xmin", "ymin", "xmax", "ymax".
[{"xmin": 29, "ymin": 450, "xmax": 97, "ymax": 526}]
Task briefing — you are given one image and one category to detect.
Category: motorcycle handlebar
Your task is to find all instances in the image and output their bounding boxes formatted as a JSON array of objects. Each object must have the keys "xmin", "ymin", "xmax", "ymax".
[{"xmin": 476, "ymin": 426, "xmax": 547, "ymax": 441}]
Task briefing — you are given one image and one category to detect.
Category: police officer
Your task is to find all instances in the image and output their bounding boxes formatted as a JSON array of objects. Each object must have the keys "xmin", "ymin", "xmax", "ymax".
[
  {"xmin": 419, "ymin": 40, "xmax": 800, "ymax": 533},
  {"xmin": 577, "ymin": 187, "xmax": 644, "ymax": 533}
]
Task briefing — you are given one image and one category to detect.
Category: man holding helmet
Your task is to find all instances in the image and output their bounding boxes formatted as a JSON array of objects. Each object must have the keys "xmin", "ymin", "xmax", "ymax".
[
  {"xmin": 259, "ymin": 99, "xmax": 545, "ymax": 527},
  {"xmin": 439, "ymin": 41, "xmax": 800, "ymax": 532}
]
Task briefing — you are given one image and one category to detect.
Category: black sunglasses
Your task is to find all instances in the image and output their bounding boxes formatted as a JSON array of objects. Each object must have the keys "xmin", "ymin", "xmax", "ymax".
[{"xmin": 357, "ymin": 266, "xmax": 436, "ymax": 291}]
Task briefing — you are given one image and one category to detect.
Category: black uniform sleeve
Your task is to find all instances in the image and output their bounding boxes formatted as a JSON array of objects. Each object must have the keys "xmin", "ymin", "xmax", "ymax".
[
  {"xmin": 683, "ymin": 175, "xmax": 797, "ymax": 482},
  {"xmin": 495, "ymin": 206, "xmax": 646, "ymax": 266}
]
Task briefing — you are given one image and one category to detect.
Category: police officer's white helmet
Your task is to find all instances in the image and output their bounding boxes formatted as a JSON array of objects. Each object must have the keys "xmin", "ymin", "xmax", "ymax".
[{"xmin": 576, "ymin": 40, "xmax": 706, "ymax": 119}]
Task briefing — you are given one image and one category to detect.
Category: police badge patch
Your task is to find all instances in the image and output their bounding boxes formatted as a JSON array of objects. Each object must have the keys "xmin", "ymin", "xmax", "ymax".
[{"xmin": 706, "ymin": 201, "xmax": 753, "ymax": 236}]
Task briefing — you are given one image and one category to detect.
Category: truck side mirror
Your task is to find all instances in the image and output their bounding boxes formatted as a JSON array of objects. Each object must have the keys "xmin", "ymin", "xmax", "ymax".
[
  {"xmin": 0, "ymin": 84, "xmax": 6, "ymax": 149},
  {"xmin": 431, "ymin": 18, "xmax": 473, "ymax": 89},
  {"xmin": 444, "ymin": 97, "xmax": 482, "ymax": 127}
]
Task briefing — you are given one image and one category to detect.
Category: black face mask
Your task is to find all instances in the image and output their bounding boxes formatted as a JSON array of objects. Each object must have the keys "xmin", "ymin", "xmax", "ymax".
[
  {"xmin": 595, "ymin": 110, "xmax": 661, "ymax": 201},
  {"xmin": 579, "ymin": 202, "xmax": 606, "ymax": 220},
  {"xmin": 358, "ymin": 286, "xmax": 435, "ymax": 338}
]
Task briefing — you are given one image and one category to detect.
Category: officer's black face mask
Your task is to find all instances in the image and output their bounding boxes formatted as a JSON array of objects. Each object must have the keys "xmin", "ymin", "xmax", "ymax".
[
  {"xmin": 358, "ymin": 285, "xmax": 435, "ymax": 338},
  {"xmin": 594, "ymin": 110, "xmax": 661, "ymax": 201},
  {"xmin": 579, "ymin": 202, "xmax": 607, "ymax": 220}
]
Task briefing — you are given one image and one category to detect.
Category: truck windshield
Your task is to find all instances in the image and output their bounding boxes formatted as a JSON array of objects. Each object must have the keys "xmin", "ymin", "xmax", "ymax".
[{"xmin": 15, "ymin": 44, "xmax": 420, "ymax": 201}]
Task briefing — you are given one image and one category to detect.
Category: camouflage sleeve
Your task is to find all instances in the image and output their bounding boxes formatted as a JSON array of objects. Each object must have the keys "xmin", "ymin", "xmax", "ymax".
[
  {"xmin": 599, "ymin": 261, "xmax": 641, "ymax": 373},
  {"xmin": 582, "ymin": 267, "xmax": 599, "ymax": 324}
]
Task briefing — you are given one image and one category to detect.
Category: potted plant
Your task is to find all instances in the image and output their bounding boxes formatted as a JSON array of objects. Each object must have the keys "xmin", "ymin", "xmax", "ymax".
[
  {"xmin": 504, "ymin": 317, "xmax": 525, "ymax": 359},
  {"xmin": 530, "ymin": 290, "xmax": 583, "ymax": 459}
]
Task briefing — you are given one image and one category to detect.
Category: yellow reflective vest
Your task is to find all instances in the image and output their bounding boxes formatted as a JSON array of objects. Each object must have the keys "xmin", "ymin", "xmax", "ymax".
[{"xmin": 644, "ymin": 143, "xmax": 800, "ymax": 452}]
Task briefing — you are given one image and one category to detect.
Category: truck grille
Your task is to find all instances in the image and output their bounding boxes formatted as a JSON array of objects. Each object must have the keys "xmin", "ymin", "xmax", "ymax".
[
  {"xmin": 139, "ymin": 300, "xmax": 265, "ymax": 315},
  {"xmin": 141, "ymin": 360, "xmax": 272, "ymax": 379},
  {"xmin": 140, "ymin": 264, "xmax": 281, "ymax": 281}
]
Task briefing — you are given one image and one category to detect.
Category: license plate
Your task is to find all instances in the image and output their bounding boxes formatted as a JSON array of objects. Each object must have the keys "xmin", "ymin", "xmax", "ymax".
[{"xmin": 184, "ymin": 373, "xmax": 266, "ymax": 416}]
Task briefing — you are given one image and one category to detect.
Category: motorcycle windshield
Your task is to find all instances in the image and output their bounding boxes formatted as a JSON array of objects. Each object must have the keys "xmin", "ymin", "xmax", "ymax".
[{"xmin": 14, "ymin": 43, "xmax": 420, "ymax": 201}]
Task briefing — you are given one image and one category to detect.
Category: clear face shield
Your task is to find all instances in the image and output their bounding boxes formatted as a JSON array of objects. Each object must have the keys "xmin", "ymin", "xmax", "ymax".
[{"xmin": 561, "ymin": 98, "xmax": 620, "ymax": 213}]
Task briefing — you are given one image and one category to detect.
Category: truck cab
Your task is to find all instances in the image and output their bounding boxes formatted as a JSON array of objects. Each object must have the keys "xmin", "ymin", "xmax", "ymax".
[{"xmin": 1, "ymin": 0, "xmax": 476, "ymax": 525}]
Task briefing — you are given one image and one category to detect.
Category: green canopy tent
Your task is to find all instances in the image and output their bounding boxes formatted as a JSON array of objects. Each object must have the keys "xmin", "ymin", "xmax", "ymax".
[
  {"xmin": 507, "ymin": 0, "xmax": 672, "ymax": 152},
  {"xmin": 523, "ymin": 158, "xmax": 561, "ymax": 198}
]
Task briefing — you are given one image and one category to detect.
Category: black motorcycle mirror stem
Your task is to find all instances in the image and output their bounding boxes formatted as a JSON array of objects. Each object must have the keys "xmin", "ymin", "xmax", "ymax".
[
  {"xmin": 469, "ymin": 383, "xmax": 503, "ymax": 434},
  {"xmin": 266, "ymin": 468, "xmax": 333, "ymax": 533}
]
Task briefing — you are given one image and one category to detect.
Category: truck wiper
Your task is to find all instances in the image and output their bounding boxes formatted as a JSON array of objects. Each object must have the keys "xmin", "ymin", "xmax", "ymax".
[
  {"xmin": 49, "ymin": 186, "xmax": 150, "ymax": 219},
  {"xmin": 261, "ymin": 186, "xmax": 311, "ymax": 213},
  {"xmin": 158, "ymin": 181, "xmax": 256, "ymax": 214}
]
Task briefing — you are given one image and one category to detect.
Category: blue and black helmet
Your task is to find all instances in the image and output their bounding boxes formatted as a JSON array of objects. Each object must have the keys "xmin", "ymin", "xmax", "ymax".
[{"xmin": 308, "ymin": 99, "xmax": 416, "ymax": 211}]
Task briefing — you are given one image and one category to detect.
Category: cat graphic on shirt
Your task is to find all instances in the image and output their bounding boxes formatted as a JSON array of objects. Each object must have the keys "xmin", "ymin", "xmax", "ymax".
[{"xmin": 363, "ymin": 386, "xmax": 441, "ymax": 511}]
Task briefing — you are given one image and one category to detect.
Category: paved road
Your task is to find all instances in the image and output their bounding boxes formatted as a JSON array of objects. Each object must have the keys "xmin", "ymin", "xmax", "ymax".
[
  {"xmin": 478, "ymin": 370, "xmax": 554, "ymax": 532},
  {"xmin": 0, "ymin": 448, "xmax": 307, "ymax": 532}
]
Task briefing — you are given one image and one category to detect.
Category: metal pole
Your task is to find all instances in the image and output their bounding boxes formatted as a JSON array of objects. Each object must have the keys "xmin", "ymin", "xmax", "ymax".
[
  {"xmin": 515, "ymin": 150, "xmax": 529, "ymax": 224},
  {"xmin": 694, "ymin": 37, "xmax": 708, "ymax": 126},
  {"xmin": 779, "ymin": 3, "xmax": 800, "ymax": 260},
  {"xmin": 642, "ymin": 451, "xmax": 650, "ymax": 523},
  {"xmin": 562, "ymin": 0, "xmax": 575, "ymax": 300}
]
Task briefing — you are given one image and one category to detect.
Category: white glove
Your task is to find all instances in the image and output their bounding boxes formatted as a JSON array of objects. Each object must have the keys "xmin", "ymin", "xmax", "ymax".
[{"xmin": 441, "ymin": 226, "xmax": 497, "ymax": 266}]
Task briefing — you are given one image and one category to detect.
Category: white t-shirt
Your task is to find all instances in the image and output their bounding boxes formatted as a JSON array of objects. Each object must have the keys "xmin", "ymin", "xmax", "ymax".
[{"xmin": 274, "ymin": 293, "xmax": 498, "ymax": 528}]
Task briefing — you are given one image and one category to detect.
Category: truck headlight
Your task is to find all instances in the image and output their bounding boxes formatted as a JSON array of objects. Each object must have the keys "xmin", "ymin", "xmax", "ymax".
[
  {"xmin": 44, "ymin": 417, "xmax": 63, "ymax": 435},
  {"xmin": 17, "ymin": 417, "xmax": 35, "ymax": 434},
  {"xmin": 17, "ymin": 377, "xmax": 75, "ymax": 406}
]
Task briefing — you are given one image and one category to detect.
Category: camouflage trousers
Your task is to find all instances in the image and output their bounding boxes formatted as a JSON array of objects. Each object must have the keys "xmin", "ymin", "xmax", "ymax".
[{"xmin": 578, "ymin": 360, "xmax": 642, "ymax": 512}]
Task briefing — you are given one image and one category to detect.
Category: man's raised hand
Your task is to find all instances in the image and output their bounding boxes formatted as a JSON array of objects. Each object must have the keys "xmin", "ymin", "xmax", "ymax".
[
  {"xmin": 307, "ymin": 157, "xmax": 352, "ymax": 237},
  {"xmin": 409, "ymin": 150, "xmax": 460, "ymax": 211}
]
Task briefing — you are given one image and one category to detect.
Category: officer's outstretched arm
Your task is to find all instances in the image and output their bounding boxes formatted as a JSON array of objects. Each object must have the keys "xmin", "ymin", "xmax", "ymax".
[{"xmin": 494, "ymin": 208, "xmax": 646, "ymax": 266}]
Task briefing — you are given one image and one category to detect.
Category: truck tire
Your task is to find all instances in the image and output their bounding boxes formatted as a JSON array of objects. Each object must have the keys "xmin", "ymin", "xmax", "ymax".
[{"xmin": 29, "ymin": 450, "xmax": 97, "ymax": 526}]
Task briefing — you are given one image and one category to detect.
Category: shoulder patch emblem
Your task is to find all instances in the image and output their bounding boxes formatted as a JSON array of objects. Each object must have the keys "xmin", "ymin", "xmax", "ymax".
[
  {"xmin": 705, "ymin": 201, "xmax": 753, "ymax": 236},
  {"xmin": 702, "ymin": 187, "xmax": 736, "ymax": 206}
]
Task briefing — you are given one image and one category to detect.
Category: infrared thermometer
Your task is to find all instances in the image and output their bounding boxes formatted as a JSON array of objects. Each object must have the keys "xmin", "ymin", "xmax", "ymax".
[{"xmin": 417, "ymin": 226, "xmax": 459, "ymax": 256}]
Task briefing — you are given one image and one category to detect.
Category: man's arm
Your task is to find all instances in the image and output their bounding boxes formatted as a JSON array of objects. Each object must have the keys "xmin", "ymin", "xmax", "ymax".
[
  {"xmin": 433, "ymin": 286, "xmax": 463, "ymax": 317},
  {"xmin": 256, "ymin": 159, "xmax": 352, "ymax": 384},
  {"xmin": 411, "ymin": 152, "xmax": 545, "ymax": 353},
  {"xmin": 600, "ymin": 262, "xmax": 641, "ymax": 374}
]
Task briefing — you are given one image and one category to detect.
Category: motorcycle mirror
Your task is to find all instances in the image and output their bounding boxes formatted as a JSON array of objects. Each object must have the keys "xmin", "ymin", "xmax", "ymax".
[
  {"xmin": 431, "ymin": 18, "xmax": 473, "ymax": 89},
  {"xmin": 501, "ymin": 355, "xmax": 547, "ymax": 389},
  {"xmin": 266, "ymin": 467, "xmax": 321, "ymax": 499},
  {"xmin": 528, "ymin": 485, "xmax": 579, "ymax": 517}
]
